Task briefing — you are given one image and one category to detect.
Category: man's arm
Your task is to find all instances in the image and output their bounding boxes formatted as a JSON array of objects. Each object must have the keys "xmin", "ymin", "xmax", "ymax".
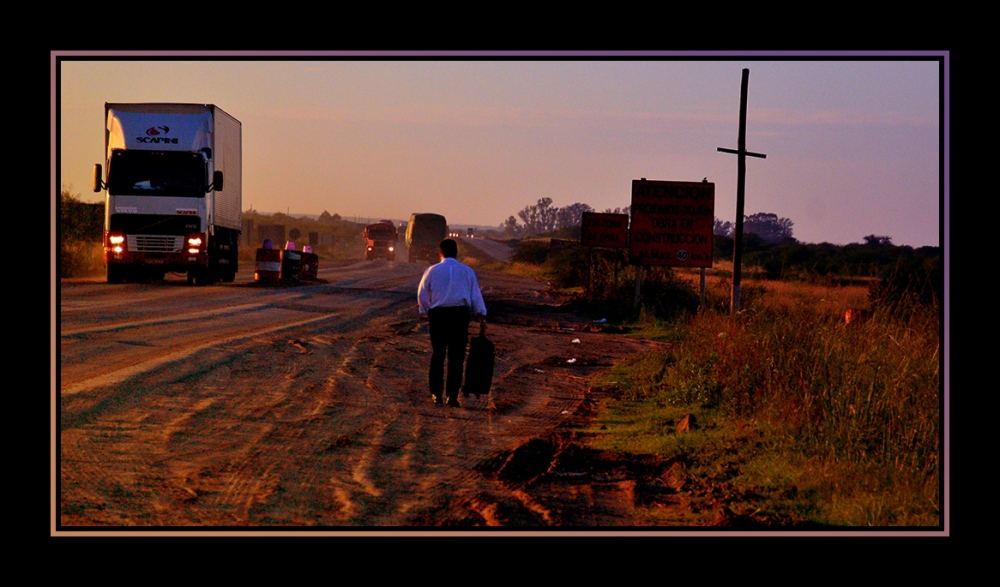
[
  {"xmin": 417, "ymin": 268, "xmax": 433, "ymax": 314},
  {"xmin": 467, "ymin": 268, "xmax": 487, "ymax": 317},
  {"xmin": 468, "ymin": 268, "xmax": 487, "ymax": 335}
]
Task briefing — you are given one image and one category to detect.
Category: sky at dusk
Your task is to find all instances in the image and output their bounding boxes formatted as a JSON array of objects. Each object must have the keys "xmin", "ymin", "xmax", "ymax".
[{"xmin": 56, "ymin": 53, "xmax": 943, "ymax": 248}]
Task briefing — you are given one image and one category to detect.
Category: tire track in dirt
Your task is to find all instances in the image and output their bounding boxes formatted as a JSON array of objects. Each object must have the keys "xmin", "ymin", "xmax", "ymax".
[
  {"xmin": 61, "ymin": 287, "xmax": 420, "ymax": 526},
  {"xmin": 59, "ymin": 265, "xmax": 663, "ymax": 528},
  {"xmin": 197, "ymin": 323, "xmax": 405, "ymax": 525},
  {"xmin": 319, "ymin": 304, "xmax": 619, "ymax": 526}
]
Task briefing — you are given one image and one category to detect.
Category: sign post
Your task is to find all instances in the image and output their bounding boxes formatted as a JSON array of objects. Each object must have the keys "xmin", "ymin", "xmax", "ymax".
[{"xmin": 580, "ymin": 212, "xmax": 629, "ymax": 297}]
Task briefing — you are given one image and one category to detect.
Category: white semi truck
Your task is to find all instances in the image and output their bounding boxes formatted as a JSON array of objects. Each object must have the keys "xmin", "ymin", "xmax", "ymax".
[{"xmin": 93, "ymin": 103, "xmax": 242, "ymax": 285}]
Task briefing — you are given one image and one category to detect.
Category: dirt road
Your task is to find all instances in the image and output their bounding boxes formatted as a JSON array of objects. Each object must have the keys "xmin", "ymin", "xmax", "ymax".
[{"xmin": 58, "ymin": 249, "xmax": 668, "ymax": 529}]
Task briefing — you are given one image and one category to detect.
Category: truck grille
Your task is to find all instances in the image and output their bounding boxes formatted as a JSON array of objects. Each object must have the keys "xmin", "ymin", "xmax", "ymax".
[{"xmin": 128, "ymin": 235, "xmax": 184, "ymax": 253}]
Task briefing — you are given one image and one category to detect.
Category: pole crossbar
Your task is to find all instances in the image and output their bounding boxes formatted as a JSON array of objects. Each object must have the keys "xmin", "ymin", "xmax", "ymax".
[{"xmin": 717, "ymin": 147, "xmax": 767, "ymax": 159}]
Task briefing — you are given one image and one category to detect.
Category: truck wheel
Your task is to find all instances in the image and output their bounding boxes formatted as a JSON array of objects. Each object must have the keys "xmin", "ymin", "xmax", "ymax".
[
  {"xmin": 107, "ymin": 265, "xmax": 125, "ymax": 284},
  {"xmin": 223, "ymin": 245, "xmax": 238, "ymax": 281}
]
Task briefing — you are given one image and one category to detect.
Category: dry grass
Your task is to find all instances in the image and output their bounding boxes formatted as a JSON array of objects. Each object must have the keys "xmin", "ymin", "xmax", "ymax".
[
  {"xmin": 674, "ymin": 266, "xmax": 870, "ymax": 318},
  {"xmin": 590, "ymin": 275, "xmax": 940, "ymax": 527}
]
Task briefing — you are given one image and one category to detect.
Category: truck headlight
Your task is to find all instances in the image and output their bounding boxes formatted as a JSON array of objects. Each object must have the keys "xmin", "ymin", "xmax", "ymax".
[
  {"xmin": 107, "ymin": 232, "xmax": 126, "ymax": 253},
  {"xmin": 187, "ymin": 233, "xmax": 205, "ymax": 254}
]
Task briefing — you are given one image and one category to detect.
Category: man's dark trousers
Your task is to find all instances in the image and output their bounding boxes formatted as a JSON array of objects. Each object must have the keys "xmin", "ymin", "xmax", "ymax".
[{"xmin": 428, "ymin": 305, "xmax": 471, "ymax": 403}]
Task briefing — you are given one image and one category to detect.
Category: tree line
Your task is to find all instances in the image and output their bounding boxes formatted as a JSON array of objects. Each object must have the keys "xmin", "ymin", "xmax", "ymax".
[
  {"xmin": 500, "ymin": 197, "xmax": 630, "ymax": 238},
  {"xmin": 499, "ymin": 196, "xmax": 939, "ymax": 303},
  {"xmin": 503, "ymin": 197, "xmax": 797, "ymax": 245},
  {"xmin": 713, "ymin": 212, "xmax": 794, "ymax": 244}
]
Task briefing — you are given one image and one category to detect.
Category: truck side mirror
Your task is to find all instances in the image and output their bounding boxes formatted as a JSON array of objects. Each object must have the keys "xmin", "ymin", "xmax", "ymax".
[
  {"xmin": 212, "ymin": 170, "xmax": 224, "ymax": 192},
  {"xmin": 93, "ymin": 164, "xmax": 103, "ymax": 192}
]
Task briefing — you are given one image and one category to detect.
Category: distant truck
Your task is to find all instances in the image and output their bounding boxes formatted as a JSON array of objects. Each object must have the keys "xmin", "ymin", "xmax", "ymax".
[
  {"xmin": 364, "ymin": 221, "xmax": 398, "ymax": 261},
  {"xmin": 93, "ymin": 103, "xmax": 242, "ymax": 285},
  {"xmin": 405, "ymin": 213, "xmax": 448, "ymax": 263}
]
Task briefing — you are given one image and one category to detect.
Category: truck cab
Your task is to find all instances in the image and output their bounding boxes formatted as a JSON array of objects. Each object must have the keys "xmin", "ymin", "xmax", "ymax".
[{"xmin": 364, "ymin": 221, "xmax": 398, "ymax": 261}]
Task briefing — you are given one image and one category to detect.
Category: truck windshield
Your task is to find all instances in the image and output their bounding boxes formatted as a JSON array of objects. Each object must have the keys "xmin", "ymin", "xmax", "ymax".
[{"xmin": 107, "ymin": 150, "xmax": 207, "ymax": 197}]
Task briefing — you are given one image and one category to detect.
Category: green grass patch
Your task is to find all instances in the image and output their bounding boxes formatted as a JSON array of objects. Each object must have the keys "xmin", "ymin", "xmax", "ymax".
[{"xmin": 586, "ymin": 285, "xmax": 940, "ymax": 527}]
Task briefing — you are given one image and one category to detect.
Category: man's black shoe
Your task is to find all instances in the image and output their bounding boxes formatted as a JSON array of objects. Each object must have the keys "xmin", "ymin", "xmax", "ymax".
[{"xmin": 432, "ymin": 395, "xmax": 443, "ymax": 405}]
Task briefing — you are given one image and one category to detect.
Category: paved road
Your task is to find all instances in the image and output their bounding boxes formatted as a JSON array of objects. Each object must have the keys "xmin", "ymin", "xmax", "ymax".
[{"xmin": 461, "ymin": 237, "xmax": 513, "ymax": 263}]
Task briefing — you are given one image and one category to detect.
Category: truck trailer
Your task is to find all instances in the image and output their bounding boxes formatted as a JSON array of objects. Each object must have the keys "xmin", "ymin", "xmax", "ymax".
[
  {"xmin": 93, "ymin": 103, "xmax": 242, "ymax": 285},
  {"xmin": 364, "ymin": 221, "xmax": 398, "ymax": 260},
  {"xmin": 405, "ymin": 213, "xmax": 448, "ymax": 263}
]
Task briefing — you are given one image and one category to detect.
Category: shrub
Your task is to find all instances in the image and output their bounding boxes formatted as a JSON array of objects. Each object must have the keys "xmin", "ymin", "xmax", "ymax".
[
  {"xmin": 869, "ymin": 254, "xmax": 942, "ymax": 315},
  {"xmin": 510, "ymin": 240, "xmax": 550, "ymax": 265},
  {"xmin": 661, "ymin": 299, "xmax": 937, "ymax": 468},
  {"xmin": 594, "ymin": 275, "xmax": 940, "ymax": 525},
  {"xmin": 60, "ymin": 189, "xmax": 104, "ymax": 277}
]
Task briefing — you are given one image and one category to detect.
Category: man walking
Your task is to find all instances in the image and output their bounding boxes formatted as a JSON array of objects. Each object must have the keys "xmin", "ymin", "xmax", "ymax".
[{"xmin": 417, "ymin": 239, "xmax": 487, "ymax": 407}]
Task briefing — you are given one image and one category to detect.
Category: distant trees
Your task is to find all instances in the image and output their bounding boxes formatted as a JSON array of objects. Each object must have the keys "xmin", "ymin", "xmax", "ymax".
[
  {"xmin": 502, "ymin": 215, "xmax": 522, "ymax": 237},
  {"xmin": 506, "ymin": 198, "xmax": 598, "ymax": 237},
  {"xmin": 555, "ymin": 202, "xmax": 594, "ymax": 230},
  {"xmin": 713, "ymin": 213, "xmax": 793, "ymax": 243},
  {"xmin": 60, "ymin": 188, "xmax": 103, "ymax": 244},
  {"xmin": 515, "ymin": 197, "xmax": 561, "ymax": 235},
  {"xmin": 743, "ymin": 212, "xmax": 794, "ymax": 243},
  {"xmin": 516, "ymin": 197, "xmax": 555, "ymax": 235},
  {"xmin": 505, "ymin": 201, "xmax": 796, "ymax": 246},
  {"xmin": 497, "ymin": 201, "xmax": 939, "ymax": 308},
  {"xmin": 60, "ymin": 188, "xmax": 104, "ymax": 277},
  {"xmin": 863, "ymin": 234, "xmax": 894, "ymax": 247},
  {"xmin": 319, "ymin": 210, "xmax": 342, "ymax": 224},
  {"xmin": 714, "ymin": 218, "xmax": 733, "ymax": 237}
]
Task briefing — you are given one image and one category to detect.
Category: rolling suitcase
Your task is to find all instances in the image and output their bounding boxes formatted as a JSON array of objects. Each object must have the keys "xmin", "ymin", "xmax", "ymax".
[{"xmin": 462, "ymin": 334, "xmax": 495, "ymax": 398}]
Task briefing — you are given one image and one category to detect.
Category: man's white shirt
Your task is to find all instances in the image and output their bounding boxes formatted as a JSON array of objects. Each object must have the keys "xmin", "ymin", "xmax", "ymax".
[{"xmin": 417, "ymin": 258, "xmax": 487, "ymax": 316}]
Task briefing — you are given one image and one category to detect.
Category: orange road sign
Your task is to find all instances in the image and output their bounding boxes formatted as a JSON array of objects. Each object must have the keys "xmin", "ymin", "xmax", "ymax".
[{"xmin": 629, "ymin": 179, "xmax": 714, "ymax": 267}]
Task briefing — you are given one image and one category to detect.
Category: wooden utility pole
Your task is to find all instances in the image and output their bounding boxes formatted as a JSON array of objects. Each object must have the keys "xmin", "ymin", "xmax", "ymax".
[{"xmin": 718, "ymin": 68, "xmax": 766, "ymax": 314}]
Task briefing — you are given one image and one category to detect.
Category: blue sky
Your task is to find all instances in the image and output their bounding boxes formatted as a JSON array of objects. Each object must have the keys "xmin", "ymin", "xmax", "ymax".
[{"xmin": 57, "ymin": 53, "xmax": 942, "ymax": 247}]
